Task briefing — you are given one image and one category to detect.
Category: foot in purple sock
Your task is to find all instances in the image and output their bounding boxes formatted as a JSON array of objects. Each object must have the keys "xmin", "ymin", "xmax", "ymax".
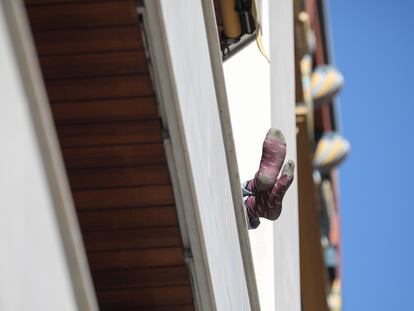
[
  {"xmin": 246, "ymin": 128, "xmax": 287, "ymax": 194},
  {"xmin": 246, "ymin": 160, "xmax": 295, "ymax": 222}
]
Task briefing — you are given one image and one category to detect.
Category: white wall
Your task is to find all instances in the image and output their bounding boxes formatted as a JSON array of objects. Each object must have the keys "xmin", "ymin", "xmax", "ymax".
[
  {"xmin": 224, "ymin": 0, "xmax": 301, "ymax": 310},
  {"xmin": 0, "ymin": 4, "xmax": 77, "ymax": 311},
  {"xmin": 155, "ymin": 1, "xmax": 251, "ymax": 310},
  {"xmin": 0, "ymin": 2, "xmax": 98, "ymax": 310},
  {"xmin": 270, "ymin": 1, "xmax": 301, "ymax": 310},
  {"xmin": 224, "ymin": 43, "xmax": 275, "ymax": 311}
]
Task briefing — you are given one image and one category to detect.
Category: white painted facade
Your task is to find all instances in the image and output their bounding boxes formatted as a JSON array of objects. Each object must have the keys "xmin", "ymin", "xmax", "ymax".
[
  {"xmin": 0, "ymin": 1, "xmax": 97, "ymax": 310},
  {"xmin": 0, "ymin": 12, "xmax": 76, "ymax": 311},
  {"xmin": 146, "ymin": 0, "xmax": 300, "ymax": 310},
  {"xmin": 269, "ymin": 1, "xmax": 301, "ymax": 310},
  {"xmin": 145, "ymin": 1, "xmax": 252, "ymax": 309},
  {"xmin": 0, "ymin": 0, "xmax": 300, "ymax": 309},
  {"xmin": 224, "ymin": 43, "xmax": 275, "ymax": 311},
  {"xmin": 224, "ymin": 1, "xmax": 300, "ymax": 310}
]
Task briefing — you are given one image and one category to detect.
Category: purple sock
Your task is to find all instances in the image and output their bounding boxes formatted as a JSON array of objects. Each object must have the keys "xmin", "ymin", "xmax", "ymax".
[
  {"xmin": 246, "ymin": 160, "xmax": 295, "ymax": 221},
  {"xmin": 247, "ymin": 128, "xmax": 286, "ymax": 194}
]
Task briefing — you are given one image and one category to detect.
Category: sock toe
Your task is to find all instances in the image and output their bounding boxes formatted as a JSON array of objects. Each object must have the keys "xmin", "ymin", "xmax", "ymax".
[
  {"xmin": 268, "ymin": 128, "xmax": 286, "ymax": 143},
  {"xmin": 282, "ymin": 160, "xmax": 295, "ymax": 177}
]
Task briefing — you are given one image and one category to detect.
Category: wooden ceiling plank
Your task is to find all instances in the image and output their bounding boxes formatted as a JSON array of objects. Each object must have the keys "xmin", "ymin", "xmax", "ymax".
[
  {"xmin": 73, "ymin": 185, "xmax": 174, "ymax": 210},
  {"xmin": 57, "ymin": 120, "xmax": 162, "ymax": 148},
  {"xmin": 77, "ymin": 206, "xmax": 179, "ymax": 231},
  {"xmin": 88, "ymin": 247, "xmax": 185, "ymax": 270},
  {"xmin": 92, "ymin": 266, "xmax": 190, "ymax": 290},
  {"xmin": 32, "ymin": 26, "xmax": 143, "ymax": 56},
  {"xmin": 51, "ymin": 97, "xmax": 159, "ymax": 124},
  {"xmin": 67, "ymin": 165, "xmax": 170, "ymax": 190},
  {"xmin": 100, "ymin": 304, "xmax": 195, "ymax": 311},
  {"xmin": 97, "ymin": 285, "xmax": 193, "ymax": 307},
  {"xmin": 62, "ymin": 143, "xmax": 166, "ymax": 169},
  {"xmin": 26, "ymin": 0, "xmax": 124, "ymax": 5},
  {"xmin": 26, "ymin": 1, "xmax": 137, "ymax": 31},
  {"xmin": 46, "ymin": 75, "xmax": 153, "ymax": 102},
  {"xmin": 83, "ymin": 227, "xmax": 182, "ymax": 252},
  {"xmin": 39, "ymin": 51, "xmax": 148, "ymax": 80}
]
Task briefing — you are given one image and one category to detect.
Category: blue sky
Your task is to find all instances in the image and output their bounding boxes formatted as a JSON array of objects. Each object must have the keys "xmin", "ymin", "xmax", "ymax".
[{"xmin": 329, "ymin": 0, "xmax": 414, "ymax": 310}]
